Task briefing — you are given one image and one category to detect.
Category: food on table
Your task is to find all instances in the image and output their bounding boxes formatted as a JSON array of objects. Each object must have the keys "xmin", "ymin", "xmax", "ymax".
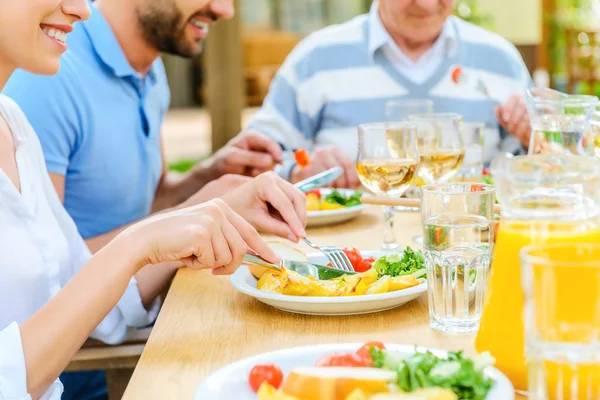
[
  {"xmin": 450, "ymin": 66, "xmax": 463, "ymax": 84},
  {"xmin": 281, "ymin": 367, "xmax": 397, "ymax": 400},
  {"xmin": 256, "ymin": 251, "xmax": 423, "ymax": 298},
  {"xmin": 356, "ymin": 342, "xmax": 386, "ymax": 367},
  {"xmin": 294, "ymin": 148, "xmax": 311, "ymax": 168},
  {"xmin": 248, "ymin": 241, "xmax": 308, "ymax": 279},
  {"xmin": 316, "ymin": 353, "xmax": 367, "ymax": 368},
  {"xmin": 252, "ymin": 342, "xmax": 495, "ymax": 400},
  {"xmin": 356, "ymin": 159, "xmax": 418, "ymax": 195},
  {"xmin": 349, "ymin": 388, "xmax": 457, "ymax": 400},
  {"xmin": 372, "ymin": 247, "xmax": 426, "ymax": 279},
  {"xmin": 249, "ymin": 364, "xmax": 284, "ymax": 393},
  {"xmin": 306, "ymin": 189, "xmax": 363, "ymax": 212}
]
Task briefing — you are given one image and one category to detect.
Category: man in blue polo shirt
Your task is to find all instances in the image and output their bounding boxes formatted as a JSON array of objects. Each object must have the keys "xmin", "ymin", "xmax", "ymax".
[
  {"xmin": 3, "ymin": 0, "xmax": 299, "ymax": 398},
  {"xmin": 4, "ymin": 0, "xmax": 281, "ymax": 252}
]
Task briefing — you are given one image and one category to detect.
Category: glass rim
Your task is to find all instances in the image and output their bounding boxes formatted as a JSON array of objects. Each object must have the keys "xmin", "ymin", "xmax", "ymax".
[
  {"xmin": 421, "ymin": 182, "xmax": 495, "ymax": 195},
  {"xmin": 408, "ymin": 112, "xmax": 463, "ymax": 122},
  {"xmin": 520, "ymin": 243, "xmax": 600, "ymax": 268},
  {"xmin": 358, "ymin": 122, "xmax": 418, "ymax": 131}
]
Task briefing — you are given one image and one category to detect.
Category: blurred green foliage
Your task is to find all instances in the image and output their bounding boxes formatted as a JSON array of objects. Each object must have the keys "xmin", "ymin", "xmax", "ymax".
[{"xmin": 453, "ymin": 0, "xmax": 494, "ymax": 29}]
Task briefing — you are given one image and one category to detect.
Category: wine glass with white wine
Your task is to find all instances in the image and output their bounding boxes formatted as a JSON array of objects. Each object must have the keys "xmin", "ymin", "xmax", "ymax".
[
  {"xmin": 356, "ymin": 122, "xmax": 419, "ymax": 250},
  {"xmin": 407, "ymin": 113, "xmax": 465, "ymax": 244}
]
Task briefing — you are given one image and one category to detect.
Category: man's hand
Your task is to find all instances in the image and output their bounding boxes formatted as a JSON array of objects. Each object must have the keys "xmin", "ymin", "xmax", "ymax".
[
  {"xmin": 290, "ymin": 147, "xmax": 360, "ymax": 189},
  {"xmin": 495, "ymin": 95, "xmax": 532, "ymax": 148},
  {"xmin": 221, "ymin": 172, "xmax": 307, "ymax": 242},
  {"xmin": 205, "ymin": 131, "xmax": 283, "ymax": 178},
  {"xmin": 179, "ymin": 174, "xmax": 251, "ymax": 208}
]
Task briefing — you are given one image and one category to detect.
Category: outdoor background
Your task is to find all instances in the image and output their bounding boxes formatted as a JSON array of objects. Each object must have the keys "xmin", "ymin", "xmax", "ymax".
[{"xmin": 162, "ymin": 0, "xmax": 597, "ymax": 169}]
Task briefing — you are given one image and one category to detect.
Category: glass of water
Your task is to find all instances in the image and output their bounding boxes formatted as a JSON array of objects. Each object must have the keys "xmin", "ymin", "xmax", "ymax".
[
  {"xmin": 526, "ymin": 88, "xmax": 598, "ymax": 156},
  {"xmin": 521, "ymin": 243, "xmax": 600, "ymax": 400},
  {"xmin": 421, "ymin": 182, "xmax": 495, "ymax": 333},
  {"xmin": 455, "ymin": 122, "xmax": 484, "ymax": 183}
]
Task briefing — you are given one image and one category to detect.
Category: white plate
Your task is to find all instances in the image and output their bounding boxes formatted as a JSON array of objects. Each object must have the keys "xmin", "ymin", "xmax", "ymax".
[
  {"xmin": 194, "ymin": 343, "xmax": 515, "ymax": 400},
  {"xmin": 306, "ymin": 189, "xmax": 367, "ymax": 227},
  {"xmin": 230, "ymin": 251, "xmax": 427, "ymax": 316}
]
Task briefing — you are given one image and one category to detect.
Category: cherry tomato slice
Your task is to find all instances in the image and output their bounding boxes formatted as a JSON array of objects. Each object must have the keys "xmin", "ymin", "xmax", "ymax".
[
  {"xmin": 356, "ymin": 341, "xmax": 386, "ymax": 367},
  {"xmin": 248, "ymin": 363, "xmax": 284, "ymax": 393},
  {"xmin": 316, "ymin": 352, "xmax": 366, "ymax": 367},
  {"xmin": 294, "ymin": 148, "xmax": 311, "ymax": 168},
  {"xmin": 342, "ymin": 247, "xmax": 363, "ymax": 270},
  {"xmin": 355, "ymin": 256, "xmax": 375, "ymax": 273},
  {"xmin": 451, "ymin": 66, "xmax": 463, "ymax": 84},
  {"xmin": 306, "ymin": 188, "xmax": 321, "ymax": 199},
  {"xmin": 470, "ymin": 184, "xmax": 484, "ymax": 192}
]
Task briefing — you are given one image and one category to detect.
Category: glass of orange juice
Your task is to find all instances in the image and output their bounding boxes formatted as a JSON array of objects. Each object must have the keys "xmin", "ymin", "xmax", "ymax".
[
  {"xmin": 521, "ymin": 243, "xmax": 600, "ymax": 400},
  {"xmin": 476, "ymin": 155, "xmax": 600, "ymax": 392}
]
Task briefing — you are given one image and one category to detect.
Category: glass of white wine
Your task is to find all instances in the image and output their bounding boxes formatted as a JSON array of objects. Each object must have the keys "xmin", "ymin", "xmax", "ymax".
[
  {"xmin": 356, "ymin": 122, "xmax": 419, "ymax": 250},
  {"xmin": 408, "ymin": 113, "xmax": 465, "ymax": 245},
  {"xmin": 385, "ymin": 99, "xmax": 434, "ymax": 211}
]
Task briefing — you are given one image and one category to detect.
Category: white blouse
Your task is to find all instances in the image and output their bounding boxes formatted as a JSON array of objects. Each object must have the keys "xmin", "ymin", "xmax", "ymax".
[{"xmin": 0, "ymin": 95, "xmax": 158, "ymax": 399}]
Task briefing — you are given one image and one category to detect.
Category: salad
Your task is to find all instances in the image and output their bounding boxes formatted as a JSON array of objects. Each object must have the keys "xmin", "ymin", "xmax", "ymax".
[
  {"xmin": 250, "ymin": 342, "xmax": 496, "ymax": 400},
  {"xmin": 257, "ymin": 248, "xmax": 426, "ymax": 298},
  {"xmin": 306, "ymin": 189, "xmax": 363, "ymax": 212}
]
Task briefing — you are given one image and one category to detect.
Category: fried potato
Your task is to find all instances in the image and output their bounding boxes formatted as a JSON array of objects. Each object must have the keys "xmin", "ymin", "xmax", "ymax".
[
  {"xmin": 257, "ymin": 268, "xmax": 418, "ymax": 298},
  {"xmin": 389, "ymin": 275, "xmax": 419, "ymax": 292},
  {"xmin": 258, "ymin": 382, "xmax": 300, "ymax": 400},
  {"xmin": 365, "ymin": 275, "xmax": 390, "ymax": 295}
]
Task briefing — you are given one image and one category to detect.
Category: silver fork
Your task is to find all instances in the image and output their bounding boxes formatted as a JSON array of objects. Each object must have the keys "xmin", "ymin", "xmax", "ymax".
[{"xmin": 302, "ymin": 238, "xmax": 355, "ymax": 272}]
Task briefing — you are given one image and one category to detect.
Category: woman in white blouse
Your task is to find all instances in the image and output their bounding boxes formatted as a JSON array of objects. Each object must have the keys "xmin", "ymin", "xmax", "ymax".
[{"xmin": 0, "ymin": 0, "xmax": 308, "ymax": 398}]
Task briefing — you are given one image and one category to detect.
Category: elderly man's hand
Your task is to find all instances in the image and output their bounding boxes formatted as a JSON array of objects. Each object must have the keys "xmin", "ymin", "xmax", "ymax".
[
  {"xmin": 495, "ymin": 95, "xmax": 532, "ymax": 148},
  {"xmin": 207, "ymin": 131, "xmax": 283, "ymax": 178},
  {"xmin": 289, "ymin": 146, "xmax": 360, "ymax": 189}
]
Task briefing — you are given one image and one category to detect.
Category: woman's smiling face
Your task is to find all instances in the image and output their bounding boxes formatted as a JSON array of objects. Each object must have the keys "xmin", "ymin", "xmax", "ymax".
[{"xmin": 0, "ymin": 0, "xmax": 90, "ymax": 75}]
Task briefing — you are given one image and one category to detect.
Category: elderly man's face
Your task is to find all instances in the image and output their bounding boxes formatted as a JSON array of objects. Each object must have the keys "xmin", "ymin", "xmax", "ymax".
[{"xmin": 379, "ymin": 0, "xmax": 454, "ymax": 44}]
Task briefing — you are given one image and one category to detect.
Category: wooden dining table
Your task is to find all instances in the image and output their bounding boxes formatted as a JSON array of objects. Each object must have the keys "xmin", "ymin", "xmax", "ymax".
[{"xmin": 123, "ymin": 206, "xmax": 525, "ymax": 399}]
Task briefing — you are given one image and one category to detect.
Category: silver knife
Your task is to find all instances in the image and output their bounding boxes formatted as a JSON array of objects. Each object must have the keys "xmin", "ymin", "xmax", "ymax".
[
  {"xmin": 293, "ymin": 167, "xmax": 343, "ymax": 193},
  {"xmin": 243, "ymin": 253, "xmax": 355, "ymax": 280}
]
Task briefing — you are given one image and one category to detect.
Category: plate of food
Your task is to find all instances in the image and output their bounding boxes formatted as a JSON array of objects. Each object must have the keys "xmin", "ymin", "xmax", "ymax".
[
  {"xmin": 231, "ymin": 245, "xmax": 427, "ymax": 315},
  {"xmin": 194, "ymin": 342, "xmax": 514, "ymax": 400},
  {"xmin": 306, "ymin": 189, "xmax": 367, "ymax": 227}
]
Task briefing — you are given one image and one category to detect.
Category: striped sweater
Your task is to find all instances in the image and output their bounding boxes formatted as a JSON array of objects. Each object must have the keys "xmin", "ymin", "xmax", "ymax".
[{"xmin": 247, "ymin": 11, "xmax": 532, "ymax": 170}]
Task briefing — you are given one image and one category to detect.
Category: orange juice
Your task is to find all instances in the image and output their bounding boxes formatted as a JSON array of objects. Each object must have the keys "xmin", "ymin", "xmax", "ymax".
[{"xmin": 475, "ymin": 218, "xmax": 600, "ymax": 391}]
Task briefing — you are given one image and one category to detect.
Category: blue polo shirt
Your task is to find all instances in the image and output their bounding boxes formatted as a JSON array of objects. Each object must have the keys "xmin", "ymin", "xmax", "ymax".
[{"xmin": 4, "ymin": 3, "xmax": 170, "ymax": 239}]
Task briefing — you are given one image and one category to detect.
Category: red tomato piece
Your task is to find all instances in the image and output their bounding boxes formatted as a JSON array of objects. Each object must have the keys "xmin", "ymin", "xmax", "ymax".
[
  {"xmin": 356, "ymin": 341, "xmax": 386, "ymax": 367},
  {"xmin": 434, "ymin": 227, "xmax": 443, "ymax": 244},
  {"xmin": 316, "ymin": 352, "xmax": 366, "ymax": 367},
  {"xmin": 294, "ymin": 148, "xmax": 311, "ymax": 168},
  {"xmin": 342, "ymin": 247, "xmax": 363, "ymax": 270},
  {"xmin": 355, "ymin": 256, "xmax": 375, "ymax": 273},
  {"xmin": 470, "ymin": 184, "xmax": 484, "ymax": 192},
  {"xmin": 306, "ymin": 188, "xmax": 321, "ymax": 199},
  {"xmin": 248, "ymin": 364, "xmax": 284, "ymax": 393},
  {"xmin": 451, "ymin": 66, "xmax": 463, "ymax": 84},
  {"xmin": 482, "ymin": 168, "xmax": 491, "ymax": 176}
]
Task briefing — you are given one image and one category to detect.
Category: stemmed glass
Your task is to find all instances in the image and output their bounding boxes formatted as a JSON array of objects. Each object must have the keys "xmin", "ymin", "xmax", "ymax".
[
  {"xmin": 356, "ymin": 122, "xmax": 419, "ymax": 250},
  {"xmin": 385, "ymin": 99, "xmax": 434, "ymax": 211},
  {"xmin": 408, "ymin": 113, "xmax": 465, "ymax": 244}
]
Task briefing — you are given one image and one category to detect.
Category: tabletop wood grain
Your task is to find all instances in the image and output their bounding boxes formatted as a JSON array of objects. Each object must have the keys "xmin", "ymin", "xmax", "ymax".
[{"xmin": 123, "ymin": 206, "xmax": 524, "ymax": 399}]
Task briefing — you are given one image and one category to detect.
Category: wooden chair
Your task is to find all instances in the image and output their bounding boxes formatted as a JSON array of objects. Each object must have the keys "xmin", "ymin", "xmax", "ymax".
[
  {"xmin": 242, "ymin": 30, "xmax": 301, "ymax": 106},
  {"xmin": 65, "ymin": 328, "xmax": 152, "ymax": 400},
  {"xmin": 565, "ymin": 26, "xmax": 600, "ymax": 94}
]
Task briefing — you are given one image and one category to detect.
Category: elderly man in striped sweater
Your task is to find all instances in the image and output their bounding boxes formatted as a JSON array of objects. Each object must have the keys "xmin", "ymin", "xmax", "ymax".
[{"xmin": 246, "ymin": 0, "xmax": 532, "ymax": 188}]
